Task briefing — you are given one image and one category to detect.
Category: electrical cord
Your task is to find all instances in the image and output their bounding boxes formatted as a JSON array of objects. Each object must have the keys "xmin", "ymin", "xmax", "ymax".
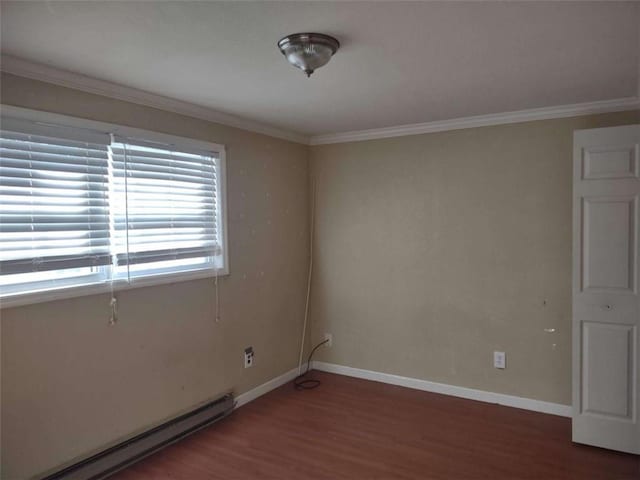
[
  {"xmin": 297, "ymin": 178, "xmax": 316, "ymax": 375},
  {"xmin": 294, "ymin": 339, "xmax": 329, "ymax": 390}
]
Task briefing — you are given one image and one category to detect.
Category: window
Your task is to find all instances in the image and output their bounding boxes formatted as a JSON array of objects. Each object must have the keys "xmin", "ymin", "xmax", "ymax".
[{"xmin": 0, "ymin": 112, "xmax": 227, "ymax": 306}]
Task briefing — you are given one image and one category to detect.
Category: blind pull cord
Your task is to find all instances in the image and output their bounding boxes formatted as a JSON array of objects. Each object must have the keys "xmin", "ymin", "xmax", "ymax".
[
  {"xmin": 108, "ymin": 254, "xmax": 117, "ymax": 326},
  {"xmin": 214, "ymin": 271, "xmax": 220, "ymax": 323},
  {"xmin": 109, "ymin": 296, "xmax": 118, "ymax": 326},
  {"xmin": 108, "ymin": 260, "xmax": 118, "ymax": 326},
  {"xmin": 108, "ymin": 133, "xmax": 120, "ymax": 326}
]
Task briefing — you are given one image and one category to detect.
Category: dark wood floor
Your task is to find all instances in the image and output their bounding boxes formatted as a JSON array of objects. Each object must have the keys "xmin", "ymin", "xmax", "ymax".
[{"xmin": 112, "ymin": 371, "xmax": 639, "ymax": 479}]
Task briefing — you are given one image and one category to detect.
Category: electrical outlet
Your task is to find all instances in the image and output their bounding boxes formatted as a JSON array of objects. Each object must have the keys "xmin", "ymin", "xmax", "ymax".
[
  {"xmin": 323, "ymin": 333, "xmax": 333, "ymax": 348},
  {"xmin": 244, "ymin": 347, "xmax": 254, "ymax": 368},
  {"xmin": 493, "ymin": 351, "xmax": 506, "ymax": 369}
]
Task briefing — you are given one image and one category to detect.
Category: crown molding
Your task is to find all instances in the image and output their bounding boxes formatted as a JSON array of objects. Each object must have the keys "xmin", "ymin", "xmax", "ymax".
[
  {"xmin": 309, "ymin": 97, "xmax": 640, "ymax": 145},
  {"xmin": 0, "ymin": 54, "xmax": 310, "ymax": 145},
  {"xmin": 3, "ymin": 55, "xmax": 638, "ymax": 147}
]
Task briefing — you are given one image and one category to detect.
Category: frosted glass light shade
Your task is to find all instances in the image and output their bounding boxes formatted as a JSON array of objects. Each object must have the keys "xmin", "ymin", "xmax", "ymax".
[{"xmin": 278, "ymin": 33, "xmax": 340, "ymax": 77}]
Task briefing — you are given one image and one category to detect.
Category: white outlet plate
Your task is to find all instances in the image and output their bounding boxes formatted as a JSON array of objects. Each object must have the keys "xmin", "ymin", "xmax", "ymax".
[
  {"xmin": 493, "ymin": 351, "xmax": 506, "ymax": 369},
  {"xmin": 244, "ymin": 348, "xmax": 254, "ymax": 368},
  {"xmin": 323, "ymin": 333, "xmax": 333, "ymax": 348}
]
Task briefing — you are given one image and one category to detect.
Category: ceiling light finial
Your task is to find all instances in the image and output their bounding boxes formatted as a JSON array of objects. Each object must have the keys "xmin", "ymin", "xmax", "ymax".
[{"xmin": 278, "ymin": 33, "xmax": 340, "ymax": 77}]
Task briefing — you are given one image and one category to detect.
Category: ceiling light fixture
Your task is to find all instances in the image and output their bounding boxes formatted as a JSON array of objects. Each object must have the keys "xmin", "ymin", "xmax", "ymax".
[{"xmin": 278, "ymin": 33, "xmax": 340, "ymax": 78}]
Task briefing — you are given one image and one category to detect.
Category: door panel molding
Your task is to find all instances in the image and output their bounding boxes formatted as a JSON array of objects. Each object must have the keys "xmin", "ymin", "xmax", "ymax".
[
  {"xmin": 581, "ymin": 321, "xmax": 636, "ymax": 421},
  {"xmin": 581, "ymin": 195, "xmax": 637, "ymax": 294},
  {"xmin": 582, "ymin": 144, "xmax": 639, "ymax": 180}
]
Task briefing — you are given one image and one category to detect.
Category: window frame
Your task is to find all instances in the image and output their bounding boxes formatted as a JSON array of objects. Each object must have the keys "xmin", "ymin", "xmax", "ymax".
[{"xmin": 0, "ymin": 105, "xmax": 229, "ymax": 309}]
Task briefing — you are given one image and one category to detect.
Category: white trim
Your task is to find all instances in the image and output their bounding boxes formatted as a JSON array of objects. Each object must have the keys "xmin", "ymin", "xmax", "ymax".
[
  {"xmin": 0, "ymin": 55, "xmax": 309, "ymax": 145},
  {"xmin": 1, "ymin": 105, "xmax": 226, "ymax": 153},
  {"xmin": 637, "ymin": 28, "xmax": 640, "ymax": 100},
  {"xmin": 313, "ymin": 361, "xmax": 572, "ymax": 418},
  {"xmin": 218, "ymin": 148, "xmax": 230, "ymax": 278},
  {"xmin": 0, "ymin": 267, "xmax": 229, "ymax": 310},
  {"xmin": 234, "ymin": 364, "xmax": 305, "ymax": 409},
  {"xmin": 309, "ymin": 97, "xmax": 640, "ymax": 145},
  {"xmin": 3, "ymin": 55, "xmax": 637, "ymax": 147}
]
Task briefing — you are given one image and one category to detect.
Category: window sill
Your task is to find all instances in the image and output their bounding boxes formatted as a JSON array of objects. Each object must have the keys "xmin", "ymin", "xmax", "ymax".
[{"xmin": 0, "ymin": 267, "xmax": 229, "ymax": 310}]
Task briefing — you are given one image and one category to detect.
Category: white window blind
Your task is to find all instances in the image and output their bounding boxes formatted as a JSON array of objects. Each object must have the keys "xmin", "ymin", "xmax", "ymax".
[
  {"xmin": 0, "ymin": 112, "xmax": 227, "ymax": 306},
  {"xmin": 0, "ymin": 119, "xmax": 111, "ymax": 276},
  {"xmin": 110, "ymin": 137, "xmax": 221, "ymax": 271}
]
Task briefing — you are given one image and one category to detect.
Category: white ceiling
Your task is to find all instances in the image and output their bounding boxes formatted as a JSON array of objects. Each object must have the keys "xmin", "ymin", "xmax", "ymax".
[{"xmin": 1, "ymin": 1, "xmax": 638, "ymax": 137}]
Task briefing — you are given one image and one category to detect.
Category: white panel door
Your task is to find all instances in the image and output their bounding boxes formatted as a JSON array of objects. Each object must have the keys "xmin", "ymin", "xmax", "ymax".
[{"xmin": 573, "ymin": 124, "xmax": 640, "ymax": 454}]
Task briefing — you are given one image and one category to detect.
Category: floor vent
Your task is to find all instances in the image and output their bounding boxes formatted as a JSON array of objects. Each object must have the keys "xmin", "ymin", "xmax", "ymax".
[{"xmin": 43, "ymin": 394, "xmax": 234, "ymax": 480}]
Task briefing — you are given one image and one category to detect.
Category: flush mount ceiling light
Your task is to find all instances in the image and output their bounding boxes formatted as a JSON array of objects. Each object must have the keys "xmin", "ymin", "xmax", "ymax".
[{"xmin": 278, "ymin": 33, "xmax": 340, "ymax": 78}]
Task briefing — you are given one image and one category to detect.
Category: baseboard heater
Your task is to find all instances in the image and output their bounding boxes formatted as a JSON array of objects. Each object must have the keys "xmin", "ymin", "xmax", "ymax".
[{"xmin": 42, "ymin": 393, "xmax": 234, "ymax": 480}]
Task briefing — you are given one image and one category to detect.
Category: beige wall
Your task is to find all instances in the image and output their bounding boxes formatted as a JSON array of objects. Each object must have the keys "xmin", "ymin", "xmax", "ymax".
[
  {"xmin": 0, "ymin": 73, "xmax": 310, "ymax": 479},
  {"xmin": 2, "ymin": 70, "xmax": 639, "ymax": 479},
  {"xmin": 309, "ymin": 110, "xmax": 640, "ymax": 406}
]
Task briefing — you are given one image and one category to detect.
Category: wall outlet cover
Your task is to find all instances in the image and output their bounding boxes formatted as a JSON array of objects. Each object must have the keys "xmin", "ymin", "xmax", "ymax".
[
  {"xmin": 493, "ymin": 351, "xmax": 506, "ymax": 369},
  {"xmin": 244, "ymin": 347, "xmax": 254, "ymax": 368}
]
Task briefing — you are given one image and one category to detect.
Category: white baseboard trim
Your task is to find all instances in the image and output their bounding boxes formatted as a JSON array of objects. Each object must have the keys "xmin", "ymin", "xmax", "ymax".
[
  {"xmin": 234, "ymin": 364, "xmax": 305, "ymax": 409},
  {"xmin": 313, "ymin": 361, "xmax": 571, "ymax": 418}
]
